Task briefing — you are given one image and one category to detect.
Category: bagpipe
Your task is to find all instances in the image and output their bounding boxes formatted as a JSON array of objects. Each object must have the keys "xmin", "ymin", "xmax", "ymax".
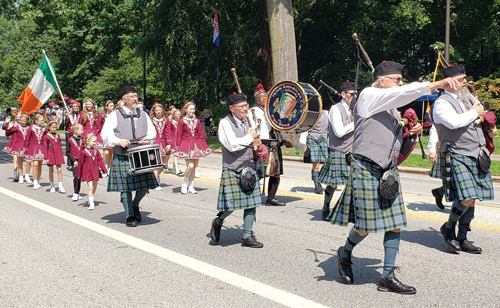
[
  {"xmin": 433, "ymin": 47, "xmax": 497, "ymax": 154},
  {"xmin": 230, "ymin": 68, "xmax": 269, "ymax": 163},
  {"xmin": 397, "ymin": 108, "xmax": 427, "ymax": 165}
]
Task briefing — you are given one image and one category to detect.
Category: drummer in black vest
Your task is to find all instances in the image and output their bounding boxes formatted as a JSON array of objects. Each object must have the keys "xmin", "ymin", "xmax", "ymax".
[
  {"xmin": 252, "ymin": 85, "xmax": 293, "ymax": 206},
  {"xmin": 210, "ymin": 93, "xmax": 263, "ymax": 248},
  {"xmin": 432, "ymin": 65, "xmax": 496, "ymax": 254},
  {"xmin": 331, "ymin": 61, "xmax": 460, "ymax": 294},
  {"xmin": 318, "ymin": 80, "xmax": 356, "ymax": 220},
  {"xmin": 101, "ymin": 86, "xmax": 159, "ymax": 227}
]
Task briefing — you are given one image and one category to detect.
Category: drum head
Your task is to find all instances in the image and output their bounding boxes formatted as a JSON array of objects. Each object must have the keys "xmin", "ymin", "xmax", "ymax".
[{"xmin": 265, "ymin": 81, "xmax": 322, "ymax": 132}]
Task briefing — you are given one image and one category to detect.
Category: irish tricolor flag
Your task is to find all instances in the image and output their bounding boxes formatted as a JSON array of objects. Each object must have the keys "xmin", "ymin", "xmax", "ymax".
[{"xmin": 18, "ymin": 52, "xmax": 57, "ymax": 115}]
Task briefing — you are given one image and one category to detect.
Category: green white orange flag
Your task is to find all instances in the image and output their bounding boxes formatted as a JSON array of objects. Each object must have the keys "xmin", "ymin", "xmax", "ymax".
[{"xmin": 18, "ymin": 52, "xmax": 57, "ymax": 115}]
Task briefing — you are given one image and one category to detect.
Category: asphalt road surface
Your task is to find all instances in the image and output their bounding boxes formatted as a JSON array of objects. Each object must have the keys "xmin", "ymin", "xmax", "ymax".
[{"xmin": 1, "ymin": 134, "xmax": 499, "ymax": 307}]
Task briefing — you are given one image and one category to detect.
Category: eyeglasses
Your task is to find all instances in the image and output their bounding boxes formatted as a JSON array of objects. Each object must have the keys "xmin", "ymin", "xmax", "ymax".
[
  {"xmin": 233, "ymin": 104, "xmax": 249, "ymax": 109},
  {"xmin": 345, "ymin": 92, "xmax": 357, "ymax": 97},
  {"xmin": 386, "ymin": 77, "xmax": 404, "ymax": 84}
]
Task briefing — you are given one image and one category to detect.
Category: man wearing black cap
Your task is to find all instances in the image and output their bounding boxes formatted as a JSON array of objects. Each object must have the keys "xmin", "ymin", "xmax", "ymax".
[
  {"xmin": 101, "ymin": 86, "xmax": 158, "ymax": 227},
  {"xmin": 432, "ymin": 65, "xmax": 496, "ymax": 254},
  {"xmin": 331, "ymin": 61, "xmax": 460, "ymax": 294},
  {"xmin": 209, "ymin": 93, "xmax": 263, "ymax": 248},
  {"xmin": 251, "ymin": 84, "xmax": 293, "ymax": 206},
  {"xmin": 318, "ymin": 80, "xmax": 356, "ymax": 220}
]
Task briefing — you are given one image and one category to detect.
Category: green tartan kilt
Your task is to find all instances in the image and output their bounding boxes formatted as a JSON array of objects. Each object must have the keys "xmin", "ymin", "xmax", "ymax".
[
  {"xmin": 107, "ymin": 154, "xmax": 159, "ymax": 192},
  {"xmin": 217, "ymin": 168, "xmax": 262, "ymax": 211},
  {"xmin": 319, "ymin": 149, "xmax": 350, "ymax": 187},
  {"xmin": 331, "ymin": 154, "xmax": 407, "ymax": 233},
  {"xmin": 444, "ymin": 154, "xmax": 494, "ymax": 202},
  {"xmin": 429, "ymin": 154, "xmax": 441, "ymax": 178},
  {"xmin": 255, "ymin": 157, "xmax": 266, "ymax": 180},
  {"xmin": 307, "ymin": 135, "xmax": 328, "ymax": 163}
]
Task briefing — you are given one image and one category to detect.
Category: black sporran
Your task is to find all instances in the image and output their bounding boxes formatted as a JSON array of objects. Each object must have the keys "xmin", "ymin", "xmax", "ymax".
[
  {"xmin": 240, "ymin": 166, "xmax": 257, "ymax": 192},
  {"xmin": 345, "ymin": 153, "xmax": 353, "ymax": 165},
  {"xmin": 379, "ymin": 169, "xmax": 399, "ymax": 201},
  {"xmin": 478, "ymin": 148, "xmax": 491, "ymax": 172}
]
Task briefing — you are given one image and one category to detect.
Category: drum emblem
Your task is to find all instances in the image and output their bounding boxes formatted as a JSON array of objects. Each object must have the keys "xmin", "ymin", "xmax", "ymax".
[{"xmin": 149, "ymin": 154, "xmax": 156, "ymax": 161}]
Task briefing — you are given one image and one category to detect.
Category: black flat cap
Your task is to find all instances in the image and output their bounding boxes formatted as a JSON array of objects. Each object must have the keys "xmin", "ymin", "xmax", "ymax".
[
  {"xmin": 443, "ymin": 65, "xmax": 466, "ymax": 78},
  {"xmin": 340, "ymin": 80, "xmax": 356, "ymax": 92},
  {"xmin": 228, "ymin": 93, "xmax": 247, "ymax": 105},
  {"xmin": 120, "ymin": 86, "xmax": 137, "ymax": 97},
  {"xmin": 374, "ymin": 61, "xmax": 403, "ymax": 78}
]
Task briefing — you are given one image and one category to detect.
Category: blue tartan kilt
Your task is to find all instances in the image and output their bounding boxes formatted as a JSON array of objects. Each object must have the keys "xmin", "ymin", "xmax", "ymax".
[
  {"xmin": 107, "ymin": 154, "xmax": 159, "ymax": 192},
  {"xmin": 444, "ymin": 154, "xmax": 494, "ymax": 202},
  {"xmin": 217, "ymin": 168, "xmax": 262, "ymax": 211},
  {"xmin": 255, "ymin": 157, "xmax": 266, "ymax": 180},
  {"xmin": 429, "ymin": 154, "xmax": 441, "ymax": 178},
  {"xmin": 307, "ymin": 135, "xmax": 328, "ymax": 163},
  {"xmin": 331, "ymin": 154, "xmax": 407, "ymax": 233},
  {"xmin": 318, "ymin": 149, "xmax": 350, "ymax": 187}
]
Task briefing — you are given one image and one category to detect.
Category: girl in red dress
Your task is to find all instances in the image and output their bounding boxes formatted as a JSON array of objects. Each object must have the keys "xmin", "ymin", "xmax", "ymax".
[
  {"xmin": 173, "ymin": 102, "xmax": 213, "ymax": 194},
  {"xmin": 170, "ymin": 109, "xmax": 182, "ymax": 175},
  {"xmin": 81, "ymin": 99, "xmax": 103, "ymax": 149},
  {"xmin": 101, "ymin": 100, "xmax": 114, "ymax": 169},
  {"xmin": 44, "ymin": 121, "xmax": 66, "ymax": 193},
  {"xmin": 149, "ymin": 103, "xmax": 172, "ymax": 190},
  {"xmin": 3, "ymin": 114, "xmax": 26, "ymax": 182},
  {"xmin": 77, "ymin": 133, "xmax": 108, "ymax": 210},
  {"xmin": 24, "ymin": 114, "xmax": 47, "ymax": 190}
]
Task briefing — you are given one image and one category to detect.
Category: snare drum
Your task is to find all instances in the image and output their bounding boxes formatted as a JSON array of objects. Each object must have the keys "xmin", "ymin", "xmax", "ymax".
[
  {"xmin": 265, "ymin": 81, "xmax": 322, "ymax": 133},
  {"xmin": 127, "ymin": 144, "xmax": 164, "ymax": 174}
]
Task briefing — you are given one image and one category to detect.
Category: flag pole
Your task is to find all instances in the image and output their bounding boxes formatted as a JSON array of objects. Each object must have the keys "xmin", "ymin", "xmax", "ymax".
[
  {"xmin": 216, "ymin": 46, "xmax": 220, "ymax": 105},
  {"xmin": 42, "ymin": 50, "xmax": 69, "ymax": 114}
]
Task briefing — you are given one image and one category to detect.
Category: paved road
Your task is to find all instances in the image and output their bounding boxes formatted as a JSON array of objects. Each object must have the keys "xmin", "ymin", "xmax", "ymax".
[{"xmin": 1, "ymin": 135, "xmax": 499, "ymax": 307}]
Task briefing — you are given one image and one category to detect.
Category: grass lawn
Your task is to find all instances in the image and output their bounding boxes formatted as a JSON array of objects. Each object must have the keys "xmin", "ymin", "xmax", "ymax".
[
  {"xmin": 415, "ymin": 134, "xmax": 500, "ymax": 155},
  {"xmin": 206, "ymin": 138, "xmax": 304, "ymax": 157}
]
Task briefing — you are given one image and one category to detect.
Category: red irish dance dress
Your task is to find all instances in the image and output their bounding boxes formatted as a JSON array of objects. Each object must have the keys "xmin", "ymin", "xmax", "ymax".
[
  {"xmin": 173, "ymin": 117, "xmax": 212, "ymax": 159},
  {"xmin": 44, "ymin": 132, "xmax": 65, "ymax": 166},
  {"xmin": 153, "ymin": 117, "xmax": 172, "ymax": 156},
  {"xmin": 82, "ymin": 111, "xmax": 103, "ymax": 148},
  {"xmin": 77, "ymin": 148, "xmax": 107, "ymax": 182},
  {"xmin": 23, "ymin": 125, "xmax": 47, "ymax": 161}
]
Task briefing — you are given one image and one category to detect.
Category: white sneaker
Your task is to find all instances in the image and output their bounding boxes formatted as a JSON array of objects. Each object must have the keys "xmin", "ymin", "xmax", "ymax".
[
  {"xmin": 59, "ymin": 187, "xmax": 66, "ymax": 193},
  {"xmin": 195, "ymin": 170, "xmax": 200, "ymax": 178},
  {"xmin": 181, "ymin": 184, "xmax": 187, "ymax": 194},
  {"xmin": 72, "ymin": 194, "xmax": 79, "ymax": 201},
  {"xmin": 19, "ymin": 177, "xmax": 24, "ymax": 184},
  {"xmin": 50, "ymin": 187, "xmax": 56, "ymax": 193},
  {"xmin": 188, "ymin": 186, "xmax": 197, "ymax": 194},
  {"xmin": 78, "ymin": 194, "xmax": 83, "ymax": 200},
  {"xmin": 25, "ymin": 175, "xmax": 32, "ymax": 184},
  {"xmin": 89, "ymin": 203, "xmax": 95, "ymax": 210},
  {"xmin": 154, "ymin": 186, "xmax": 163, "ymax": 191},
  {"xmin": 33, "ymin": 183, "xmax": 41, "ymax": 190}
]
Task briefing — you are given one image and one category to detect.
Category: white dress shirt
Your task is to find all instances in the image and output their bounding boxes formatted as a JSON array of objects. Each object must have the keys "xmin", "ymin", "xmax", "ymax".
[
  {"xmin": 356, "ymin": 82, "xmax": 432, "ymax": 118},
  {"xmin": 427, "ymin": 124, "xmax": 439, "ymax": 153},
  {"xmin": 101, "ymin": 106, "xmax": 156, "ymax": 146},
  {"xmin": 330, "ymin": 100, "xmax": 354, "ymax": 138},
  {"xmin": 218, "ymin": 114, "xmax": 254, "ymax": 152},
  {"xmin": 432, "ymin": 90, "xmax": 479, "ymax": 130}
]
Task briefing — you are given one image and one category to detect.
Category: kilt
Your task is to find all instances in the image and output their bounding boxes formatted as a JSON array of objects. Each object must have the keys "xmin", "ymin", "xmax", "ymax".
[
  {"xmin": 255, "ymin": 157, "xmax": 266, "ymax": 180},
  {"xmin": 444, "ymin": 154, "xmax": 494, "ymax": 202},
  {"xmin": 107, "ymin": 154, "xmax": 158, "ymax": 192},
  {"xmin": 319, "ymin": 149, "xmax": 350, "ymax": 187},
  {"xmin": 217, "ymin": 168, "xmax": 262, "ymax": 211},
  {"xmin": 331, "ymin": 154, "xmax": 407, "ymax": 233},
  {"xmin": 429, "ymin": 155, "xmax": 441, "ymax": 178},
  {"xmin": 307, "ymin": 135, "xmax": 328, "ymax": 163}
]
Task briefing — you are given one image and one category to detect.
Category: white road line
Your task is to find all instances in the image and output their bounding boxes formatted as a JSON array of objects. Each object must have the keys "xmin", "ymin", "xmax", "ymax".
[{"xmin": 0, "ymin": 186, "xmax": 329, "ymax": 308}]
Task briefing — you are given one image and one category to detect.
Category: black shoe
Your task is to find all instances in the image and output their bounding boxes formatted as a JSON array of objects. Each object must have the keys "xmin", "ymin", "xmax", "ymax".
[
  {"xmin": 210, "ymin": 218, "xmax": 223, "ymax": 244},
  {"xmin": 432, "ymin": 188, "xmax": 444, "ymax": 210},
  {"xmin": 133, "ymin": 207, "xmax": 142, "ymax": 222},
  {"xmin": 13, "ymin": 174, "xmax": 19, "ymax": 182},
  {"xmin": 377, "ymin": 273, "xmax": 416, "ymax": 295},
  {"xmin": 126, "ymin": 217, "xmax": 138, "ymax": 227},
  {"xmin": 337, "ymin": 247, "xmax": 353, "ymax": 284},
  {"xmin": 440, "ymin": 223, "xmax": 460, "ymax": 252},
  {"xmin": 266, "ymin": 198, "xmax": 286, "ymax": 206},
  {"xmin": 314, "ymin": 185, "xmax": 323, "ymax": 195},
  {"xmin": 241, "ymin": 235, "xmax": 264, "ymax": 248},
  {"xmin": 460, "ymin": 239, "xmax": 482, "ymax": 254},
  {"xmin": 321, "ymin": 204, "xmax": 330, "ymax": 221}
]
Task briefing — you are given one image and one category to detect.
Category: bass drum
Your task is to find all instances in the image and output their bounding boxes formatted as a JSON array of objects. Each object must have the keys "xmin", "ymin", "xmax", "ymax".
[{"xmin": 265, "ymin": 81, "xmax": 322, "ymax": 133}]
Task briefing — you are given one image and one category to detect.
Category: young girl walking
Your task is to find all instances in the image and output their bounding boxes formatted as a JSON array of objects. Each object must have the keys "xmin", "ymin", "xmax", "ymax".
[
  {"xmin": 3, "ymin": 114, "xmax": 28, "ymax": 182},
  {"xmin": 173, "ymin": 102, "xmax": 212, "ymax": 194},
  {"xmin": 150, "ymin": 103, "xmax": 172, "ymax": 190},
  {"xmin": 44, "ymin": 120, "xmax": 66, "ymax": 193},
  {"xmin": 101, "ymin": 100, "xmax": 114, "ymax": 169},
  {"xmin": 81, "ymin": 99, "xmax": 103, "ymax": 148},
  {"xmin": 67, "ymin": 124, "xmax": 84, "ymax": 201},
  {"xmin": 77, "ymin": 133, "xmax": 108, "ymax": 210},
  {"xmin": 170, "ymin": 109, "xmax": 182, "ymax": 175},
  {"xmin": 23, "ymin": 114, "xmax": 47, "ymax": 189}
]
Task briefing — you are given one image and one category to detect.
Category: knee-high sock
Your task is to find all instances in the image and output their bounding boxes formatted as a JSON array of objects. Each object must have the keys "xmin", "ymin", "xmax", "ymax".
[
  {"xmin": 120, "ymin": 192, "xmax": 133, "ymax": 218},
  {"xmin": 73, "ymin": 177, "xmax": 81, "ymax": 194},
  {"xmin": 323, "ymin": 185, "xmax": 335, "ymax": 209},
  {"xmin": 340, "ymin": 227, "xmax": 367, "ymax": 258},
  {"xmin": 218, "ymin": 211, "xmax": 233, "ymax": 221},
  {"xmin": 382, "ymin": 231, "xmax": 400, "ymax": 278},
  {"xmin": 457, "ymin": 206, "xmax": 475, "ymax": 242},
  {"xmin": 446, "ymin": 199, "xmax": 470, "ymax": 229},
  {"xmin": 267, "ymin": 176, "xmax": 280, "ymax": 200},
  {"xmin": 133, "ymin": 189, "xmax": 148, "ymax": 208},
  {"xmin": 311, "ymin": 170, "xmax": 320, "ymax": 188},
  {"xmin": 242, "ymin": 208, "xmax": 256, "ymax": 239}
]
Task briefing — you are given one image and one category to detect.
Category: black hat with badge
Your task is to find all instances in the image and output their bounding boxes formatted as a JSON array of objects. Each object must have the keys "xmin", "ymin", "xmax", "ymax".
[
  {"xmin": 228, "ymin": 92, "xmax": 247, "ymax": 106},
  {"xmin": 374, "ymin": 61, "xmax": 404, "ymax": 78},
  {"xmin": 443, "ymin": 65, "xmax": 466, "ymax": 78},
  {"xmin": 340, "ymin": 80, "xmax": 356, "ymax": 92}
]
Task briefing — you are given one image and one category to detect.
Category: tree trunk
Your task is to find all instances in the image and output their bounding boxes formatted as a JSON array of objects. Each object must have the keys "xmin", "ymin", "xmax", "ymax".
[
  {"xmin": 266, "ymin": 0, "xmax": 298, "ymax": 83},
  {"xmin": 256, "ymin": 0, "xmax": 273, "ymax": 91}
]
